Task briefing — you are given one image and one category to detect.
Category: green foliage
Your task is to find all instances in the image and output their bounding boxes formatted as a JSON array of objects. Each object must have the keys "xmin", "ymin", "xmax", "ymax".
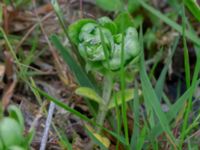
[
  {"xmin": 114, "ymin": 12, "xmax": 135, "ymax": 32},
  {"xmin": 15, "ymin": 0, "xmax": 31, "ymax": 8},
  {"xmin": 138, "ymin": 0, "xmax": 200, "ymax": 46},
  {"xmin": 108, "ymin": 88, "xmax": 140, "ymax": 109},
  {"xmin": 183, "ymin": 0, "xmax": 200, "ymax": 21},
  {"xmin": 95, "ymin": 0, "xmax": 142, "ymax": 12},
  {"xmin": 140, "ymin": 34, "xmax": 176, "ymax": 146},
  {"xmin": 4, "ymin": 0, "xmax": 31, "ymax": 8},
  {"xmin": 0, "ymin": 118, "xmax": 24, "ymax": 148},
  {"xmin": 68, "ymin": 19, "xmax": 96, "ymax": 45},
  {"xmin": 0, "ymin": 5, "xmax": 2, "ymax": 25},
  {"xmin": 95, "ymin": 0, "xmax": 123, "ymax": 11},
  {"xmin": 48, "ymin": 0, "xmax": 200, "ymax": 149},
  {"xmin": 98, "ymin": 17, "xmax": 118, "ymax": 34},
  {"xmin": 128, "ymin": 0, "xmax": 140, "ymax": 12},
  {"xmin": 67, "ymin": 15, "xmax": 142, "ymax": 146},
  {"xmin": 50, "ymin": 35, "xmax": 96, "ymax": 89},
  {"xmin": 75, "ymin": 87, "xmax": 103, "ymax": 104},
  {"xmin": 143, "ymin": 28, "xmax": 156, "ymax": 49},
  {"xmin": 7, "ymin": 105, "xmax": 25, "ymax": 130},
  {"xmin": 68, "ymin": 15, "xmax": 141, "ymax": 72},
  {"xmin": 35, "ymin": 86, "xmax": 128, "ymax": 145},
  {"xmin": 75, "ymin": 87, "xmax": 139, "ymax": 110},
  {"xmin": 0, "ymin": 105, "xmax": 34, "ymax": 150}
]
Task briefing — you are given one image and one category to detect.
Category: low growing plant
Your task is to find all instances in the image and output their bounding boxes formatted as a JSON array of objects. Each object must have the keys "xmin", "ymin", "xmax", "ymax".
[
  {"xmin": 68, "ymin": 14, "xmax": 141, "ymax": 144},
  {"xmin": 0, "ymin": 105, "xmax": 34, "ymax": 150}
]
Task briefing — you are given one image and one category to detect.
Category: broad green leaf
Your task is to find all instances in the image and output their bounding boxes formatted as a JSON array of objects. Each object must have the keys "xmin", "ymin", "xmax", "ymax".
[
  {"xmin": 0, "ymin": 118, "xmax": 24, "ymax": 148},
  {"xmin": 96, "ymin": 0, "xmax": 123, "ymax": 11},
  {"xmin": 75, "ymin": 87, "xmax": 103, "ymax": 104},
  {"xmin": 114, "ymin": 12, "xmax": 134, "ymax": 33},
  {"xmin": 108, "ymin": 89, "xmax": 141, "ymax": 109},
  {"xmin": 8, "ymin": 105, "xmax": 24, "ymax": 130},
  {"xmin": 184, "ymin": 0, "xmax": 200, "ymax": 21},
  {"xmin": 68, "ymin": 19, "xmax": 95, "ymax": 44}
]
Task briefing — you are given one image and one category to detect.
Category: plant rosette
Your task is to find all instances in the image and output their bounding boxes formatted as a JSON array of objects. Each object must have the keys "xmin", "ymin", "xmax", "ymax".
[{"xmin": 68, "ymin": 15, "xmax": 141, "ymax": 78}]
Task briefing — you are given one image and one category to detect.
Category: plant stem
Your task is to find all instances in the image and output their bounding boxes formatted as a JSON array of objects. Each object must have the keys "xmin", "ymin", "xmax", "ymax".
[{"xmin": 96, "ymin": 75, "xmax": 113, "ymax": 133}]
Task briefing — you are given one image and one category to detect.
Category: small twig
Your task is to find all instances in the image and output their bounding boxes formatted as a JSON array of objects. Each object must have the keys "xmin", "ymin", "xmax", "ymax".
[
  {"xmin": 40, "ymin": 101, "xmax": 56, "ymax": 150},
  {"xmin": 79, "ymin": 0, "xmax": 83, "ymax": 18},
  {"xmin": 35, "ymin": 81, "xmax": 57, "ymax": 150}
]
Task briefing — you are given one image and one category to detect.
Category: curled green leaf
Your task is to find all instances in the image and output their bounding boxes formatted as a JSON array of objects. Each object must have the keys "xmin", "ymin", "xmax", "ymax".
[
  {"xmin": 104, "ymin": 27, "xmax": 140, "ymax": 70},
  {"xmin": 68, "ymin": 19, "xmax": 96, "ymax": 44},
  {"xmin": 98, "ymin": 17, "xmax": 118, "ymax": 34}
]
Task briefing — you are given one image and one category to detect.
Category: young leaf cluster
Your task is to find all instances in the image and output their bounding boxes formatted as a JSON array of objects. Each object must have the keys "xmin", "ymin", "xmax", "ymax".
[{"xmin": 68, "ymin": 15, "xmax": 141, "ymax": 74}]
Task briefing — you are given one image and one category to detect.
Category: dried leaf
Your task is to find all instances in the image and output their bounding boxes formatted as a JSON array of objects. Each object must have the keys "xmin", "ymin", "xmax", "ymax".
[
  {"xmin": 0, "ymin": 64, "xmax": 5, "ymax": 82},
  {"xmin": 2, "ymin": 80, "xmax": 17, "ymax": 109},
  {"xmin": 85, "ymin": 124, "xmax": 110, "ymax": 148}
]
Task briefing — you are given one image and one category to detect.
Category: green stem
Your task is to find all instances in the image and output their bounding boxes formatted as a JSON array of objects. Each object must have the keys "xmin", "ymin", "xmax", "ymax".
[{"xmin": 96, "ymin": 75, "xmax": 113, "ymax": 133}]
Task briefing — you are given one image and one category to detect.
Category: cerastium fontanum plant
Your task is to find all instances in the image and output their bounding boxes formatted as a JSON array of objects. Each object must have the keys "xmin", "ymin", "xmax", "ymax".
[
  {"xmin": 68, "ymin": 15, "xmax": 141, "ymax": 145},
  {"xmin": 0, "ymin": 105, "xmax": 34, "ymax": 150}
]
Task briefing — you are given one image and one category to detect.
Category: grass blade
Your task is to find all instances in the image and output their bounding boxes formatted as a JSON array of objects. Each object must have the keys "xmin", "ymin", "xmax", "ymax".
[
  {"xmin": 137, "ymin": 0, "xmax": 200, "ymax": 46},
  {"xmin": 149, "ymin": 79, "xmax": 200, "ymax": 139},
  {"xmin": 139, "ymin": 27, "xmax": 177, "ymax": 147},
  {"xmin": 130, "ymin": 81, "xmax": 140, "ymax": 149},
  {"xmin": 155, "ymin": 36, "xmax": 179, "ymax": 101},
  {"xmin": 50, "ymin": 34, "xmax": 95, "ymax": 89},
  {"xmin": 34, "ymin": 87, "xmax": 128, "ymax": 146}
]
